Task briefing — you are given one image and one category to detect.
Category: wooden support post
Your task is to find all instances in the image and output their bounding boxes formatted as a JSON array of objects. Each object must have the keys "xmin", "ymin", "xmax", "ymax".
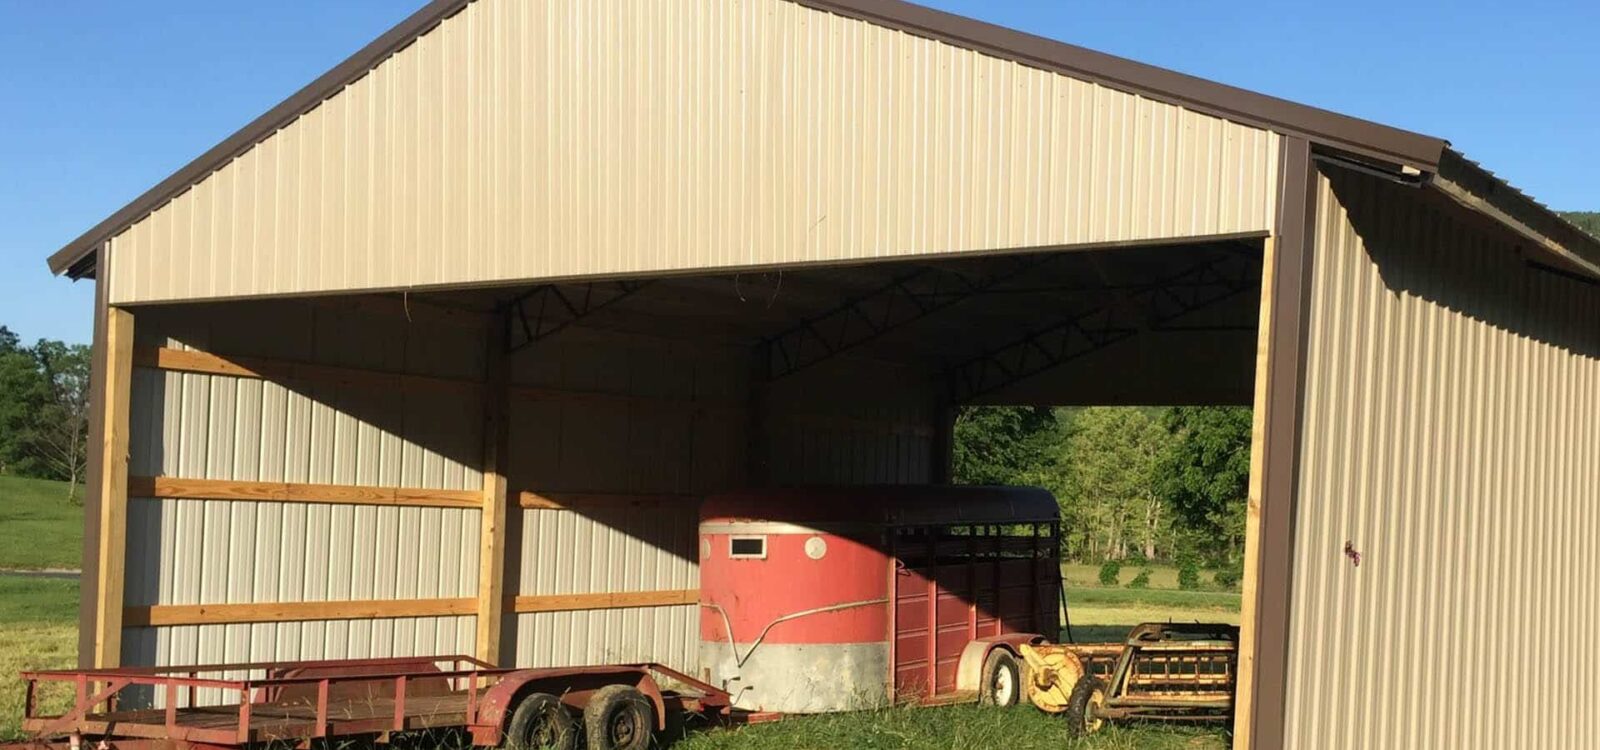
[
  {"xmin": 91, "ymin": 304, "xmax": 134, "ymax": 669},
  {"xmin": 474, "ymin": 316, "xmax": 511, "ymax": 665},
  {"xmin": 1233, "ymin": 137, "xmax": 1316, "ymax": 750}
]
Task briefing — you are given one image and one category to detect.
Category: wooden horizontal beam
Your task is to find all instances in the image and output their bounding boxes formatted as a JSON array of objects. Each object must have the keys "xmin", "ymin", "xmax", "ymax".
[
  {"xmin": 122, "ymin": 589, "xmax": 700, "ymax": 627},
  {"xmin": 517, "ymin": 491, "xmax": 699, "ymax": 511},
  {"xmin": 134, "ymin": 346, "xmax": 481, "ymax": 396},
  {"xmin": 128, "ymin": 476, "xmax": 483, "ymax": 509},
  {"xmin": 124, "ymin": 597, "xmax": 477, "ymax": 627},
  {"xmin": 510, "ymin": 589, "xmax": 699, "ymax": 614}
]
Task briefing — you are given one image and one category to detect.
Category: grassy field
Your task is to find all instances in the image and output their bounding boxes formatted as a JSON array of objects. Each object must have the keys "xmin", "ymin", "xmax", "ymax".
[
  {"xmin": 669, "ymin": 704, "xmax": 1225, "ymax": 749},
  {"xmin": 0, "ymin": 477, "xmax": 1236, "ymax": 746},
  {"xmin": 0, "ymin": 475, "xmax": 83, "ymax": 570},
  {"xmin": 0, "ymin": 575, "xmax": 79, "ymax": 740}
]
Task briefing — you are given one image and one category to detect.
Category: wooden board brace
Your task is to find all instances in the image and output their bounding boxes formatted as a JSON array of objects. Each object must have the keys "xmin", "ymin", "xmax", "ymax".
[{"xmin": 123, "ymin": 589, "xmax": 699, "ymax": 627}]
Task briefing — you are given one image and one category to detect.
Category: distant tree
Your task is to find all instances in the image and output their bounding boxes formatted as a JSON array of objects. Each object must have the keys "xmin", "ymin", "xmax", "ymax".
[
  {"xmin": 951, "ymin": 406, "xmax": 1060, "ymax": 485},
  {"xmin": 1153, "ymin": 406, "xmax": 1252, "ymax": 565},
  {"xmin": 0, "ymin": 327, "xmax": 48, "ymax": 476},
  {"xmin": 22, "ymin": 340, "xmax": 91, "ymax": 501},
  {"xmin": 1059, "ymin": 407, "xmax": 1167, "ymax": 561},
  {"xmin": 1558, "ymin": 211, "xmax": 1600, "ymax": 240}
]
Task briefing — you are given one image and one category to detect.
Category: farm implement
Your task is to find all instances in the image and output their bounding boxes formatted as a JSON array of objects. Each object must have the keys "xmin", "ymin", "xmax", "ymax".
[{"xmin": 1021, "ymin": 622, "xmax": 1239, "ymax": 735}]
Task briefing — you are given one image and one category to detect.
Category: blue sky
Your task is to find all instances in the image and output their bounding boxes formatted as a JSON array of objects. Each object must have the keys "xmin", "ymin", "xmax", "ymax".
[{"xmin": 2, "ymin": 0, "xmax": 1595, "ymax": 346}]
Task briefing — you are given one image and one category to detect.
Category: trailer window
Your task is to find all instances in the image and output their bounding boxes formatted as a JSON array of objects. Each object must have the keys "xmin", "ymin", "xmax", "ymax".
[{"xmin": 729, "ymin": 536, "xmax": 767, "ymax": 559}]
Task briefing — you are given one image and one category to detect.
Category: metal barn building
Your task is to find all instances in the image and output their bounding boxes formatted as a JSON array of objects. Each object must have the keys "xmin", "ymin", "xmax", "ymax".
[{"xmin": 45, "ymin": 1, "xmax": 1600, "ymax": 748}]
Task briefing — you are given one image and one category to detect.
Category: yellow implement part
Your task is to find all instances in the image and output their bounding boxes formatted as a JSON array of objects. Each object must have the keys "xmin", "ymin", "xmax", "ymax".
[{"xmin": 1018, "ymin": 643, "xmax": 1086, "ymax": 714}]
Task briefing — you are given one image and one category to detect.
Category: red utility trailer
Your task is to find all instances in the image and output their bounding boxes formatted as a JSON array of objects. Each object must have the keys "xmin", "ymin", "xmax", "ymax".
[
  {"xmin": 12, "ymin": 655, "xmax": 733, "ymax": 750},
  {"xmin": 698, "ymin": 486, "xmax": 1061, "ymax": 712}
]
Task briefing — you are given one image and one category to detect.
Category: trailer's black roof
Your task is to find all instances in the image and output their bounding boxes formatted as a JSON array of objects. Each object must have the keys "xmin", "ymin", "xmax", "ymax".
[{"xmin": 702, "ymin": 485, "xmax": 1060, "ymax": 526}]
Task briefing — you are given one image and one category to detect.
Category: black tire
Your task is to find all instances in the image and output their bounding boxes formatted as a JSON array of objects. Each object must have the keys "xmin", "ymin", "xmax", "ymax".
[
  {"xmin": 977, "ymin": 649, "xmax": 1022, "ymax": 707},
  {"xmin": 583, "ymin": 684, "xmax": 654, "ymax": 750},
  {"xmin": 1064, "ymin": 676, "xmax": 1107, "ymax": 737},
  {"xmin": 503, "ymin": 692, "xmax": 580, "ymax": 750}
]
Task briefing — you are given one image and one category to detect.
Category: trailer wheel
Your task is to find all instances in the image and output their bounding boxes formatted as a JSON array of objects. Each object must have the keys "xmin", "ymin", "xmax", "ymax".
[
  {"xmin": 583, "ymin": 685, "xmax": 654, "ymax": 750},
  {"xmin": 1064, "ymin": 676, "xmax": 1107, "ymax": 737},
  {"xmin": 504, "ymin": 692, "xmax": 579, "ymax": 750},
  {"xmin": 978, "ymin": 649, "xmax": 1022, "ymax": 707}
]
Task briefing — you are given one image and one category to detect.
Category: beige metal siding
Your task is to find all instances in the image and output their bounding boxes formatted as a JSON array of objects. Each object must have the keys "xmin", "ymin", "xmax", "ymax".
[
  {"xmin": 1284, "ymin": 166, "xmax": 1600, "ymax": 749},
  {"xmin": 121, "ymin": 302, "xmax": 484, "ymax": 671},
  {"xmin": 107, "ymin": 0, "xmax": 1278, "ymax": 305},
  {"xmin": 513, "ymin": 506, "xmax": 700, "ymax": 669},
  {"xmin": 764, "ymin": 358, "xmax": 939, "ymax": 485},
  {"xmin": 506, "ymin": 329, "xmax": 731, "ymax": 670}
]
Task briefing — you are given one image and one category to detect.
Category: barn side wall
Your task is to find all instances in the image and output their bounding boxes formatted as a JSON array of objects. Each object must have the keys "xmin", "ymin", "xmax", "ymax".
[
  {"xmin": 116, "ymin": 300, "xmax": 939, "ymax": 676},
  {"xmin": 1283, "ymin": 166, "xmax": 1600, "ymax": 749},
  {"xmin": 121, "ymin": 301, "xmax": 486, "ymax": 670},
  {"xmin": 106, "ymin": 0, "xmax": 1278, "ymax": 305}
]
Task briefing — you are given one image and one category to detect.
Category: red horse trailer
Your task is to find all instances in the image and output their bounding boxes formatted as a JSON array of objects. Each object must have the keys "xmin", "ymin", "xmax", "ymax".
[{"xmin": 698, "ymin": 486, "xmax": 1061, "ymax": 713}]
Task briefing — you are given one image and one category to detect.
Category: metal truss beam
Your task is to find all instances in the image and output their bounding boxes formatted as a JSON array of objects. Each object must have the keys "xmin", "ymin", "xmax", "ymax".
[
  {"xmin": 759, "ymin": 254, "xmax": 1057, "ymax": 380},
  {"xmin": 505, "ymin": 280, "xmax": 650, "ymax": 353},
  {"xmin": 946, "ymin": 251, "xmax": 1259, "ymax": 402}
]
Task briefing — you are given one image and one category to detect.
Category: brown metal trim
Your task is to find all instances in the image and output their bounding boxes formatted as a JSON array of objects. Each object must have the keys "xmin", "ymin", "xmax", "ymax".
[
  {"xmin": 1243, "ymin": 137, "xmax": 1318, "ymax": 750},
  {"xmin": 792, "ymin": 0, "xmax": 1446, "ymax": 170},
  {"xmin": 47, "ymin": 0, "xmax": 1447, "ymax": 278},
  {"xmin": 1431, "ymin": 149, "xmax": 1600, "ymax": 278},
  {"xmin": 77, "ymin": 245, "xmax": 109, "ymax": 668}
]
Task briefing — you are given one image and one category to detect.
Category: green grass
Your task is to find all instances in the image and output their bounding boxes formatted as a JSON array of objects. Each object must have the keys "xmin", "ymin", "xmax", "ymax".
[
  {"xmin": 1058, "ymin": 563, "xmax": 1242, "ymax": 641},
  {"xmin": 0, "ymin": 475, "xmax": 83, "ymax": 570},
  {"xmin": 0, "ymin": 575, "xmax": 79, "ymax": 740},
  {"xmin": 669, "ymin": 703, "xmax": 1226, "ymax": 749}
]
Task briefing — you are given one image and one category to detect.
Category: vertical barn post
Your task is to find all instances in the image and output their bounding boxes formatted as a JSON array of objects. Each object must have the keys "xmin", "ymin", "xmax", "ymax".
[
  {"xmin": 90, "ymin": 288, "xmax": 134, "ymax": 669},
  {"xmin": 475, "ymin": 314, "xmax": 511, "ymax": 665},
  {"xmin": 1233, "ymin": 137, "xmax": 1317, "ymax": 750}
]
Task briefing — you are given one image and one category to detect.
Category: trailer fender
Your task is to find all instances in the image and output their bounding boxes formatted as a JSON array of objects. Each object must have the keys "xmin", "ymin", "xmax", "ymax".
[
  {"xmin": 471, "ymin": 666, "xmax": 669, "ymax": 745},
  {"xmin": 953, "ymin": 634, "xmax": 1046, "ymax": 695}
]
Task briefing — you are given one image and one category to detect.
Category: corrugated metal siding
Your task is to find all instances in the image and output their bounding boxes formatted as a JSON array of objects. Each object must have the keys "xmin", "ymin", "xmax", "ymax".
[
  {"xmin": 122, "ymin": 301, "xmax": 484, "ymax": 671},
  {"xmin": 513, "ymin": 507, "xmax": 699, "ymax": 669},
  {"xmin": 107, "ymin": 0, "xmax": 1279, "ymax": 305},
  {"xmin": 1284, "ymin": 166, "xmax": 1600, "ymax": 749},
  {"xmin": 507, "ymin": 329, "xmax": 723, "ymax": 671},
  {"xmin": 765, "ymin": 359, "xmax": 938, "ymax": 485}
]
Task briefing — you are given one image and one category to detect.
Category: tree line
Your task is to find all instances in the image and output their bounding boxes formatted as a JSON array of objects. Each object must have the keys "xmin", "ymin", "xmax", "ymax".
[
  {"xmin": 953, "ymin": 405, "xmax": 1251, "ymax": 569},
  {"xmin": 0, "ymin": 326, "xmax": 90, "ymax": 500}
]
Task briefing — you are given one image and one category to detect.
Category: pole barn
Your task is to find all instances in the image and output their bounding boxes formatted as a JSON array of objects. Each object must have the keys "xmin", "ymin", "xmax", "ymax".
[{"xmin": 44, "ymin": 2, "xmax": 1600, "ymax": 748}]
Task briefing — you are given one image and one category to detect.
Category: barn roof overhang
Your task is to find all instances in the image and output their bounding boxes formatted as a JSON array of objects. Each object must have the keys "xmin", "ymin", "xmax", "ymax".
[{"xmin": 45, "ymin": 0, "xmax": 1600, "ymax": 283}]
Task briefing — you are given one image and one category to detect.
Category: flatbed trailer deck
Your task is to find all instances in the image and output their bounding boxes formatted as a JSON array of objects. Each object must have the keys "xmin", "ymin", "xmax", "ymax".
[{"xmin": 13, "ymin": 655, "xmax": 736, "ymax": 750}]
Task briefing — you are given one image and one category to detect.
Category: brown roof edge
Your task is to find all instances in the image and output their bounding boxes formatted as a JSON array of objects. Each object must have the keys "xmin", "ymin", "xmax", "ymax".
[
  {"xmin": 51, "ymin": 0, "xmax": 1452, "ymax": 279},
  {"xmin": 793, "ymin": 0, "xmax": 1449, "ymax": 169},
  {"xmin": 1432, "ymin": 149, "xmax": 1600, "ymax": 280}
]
